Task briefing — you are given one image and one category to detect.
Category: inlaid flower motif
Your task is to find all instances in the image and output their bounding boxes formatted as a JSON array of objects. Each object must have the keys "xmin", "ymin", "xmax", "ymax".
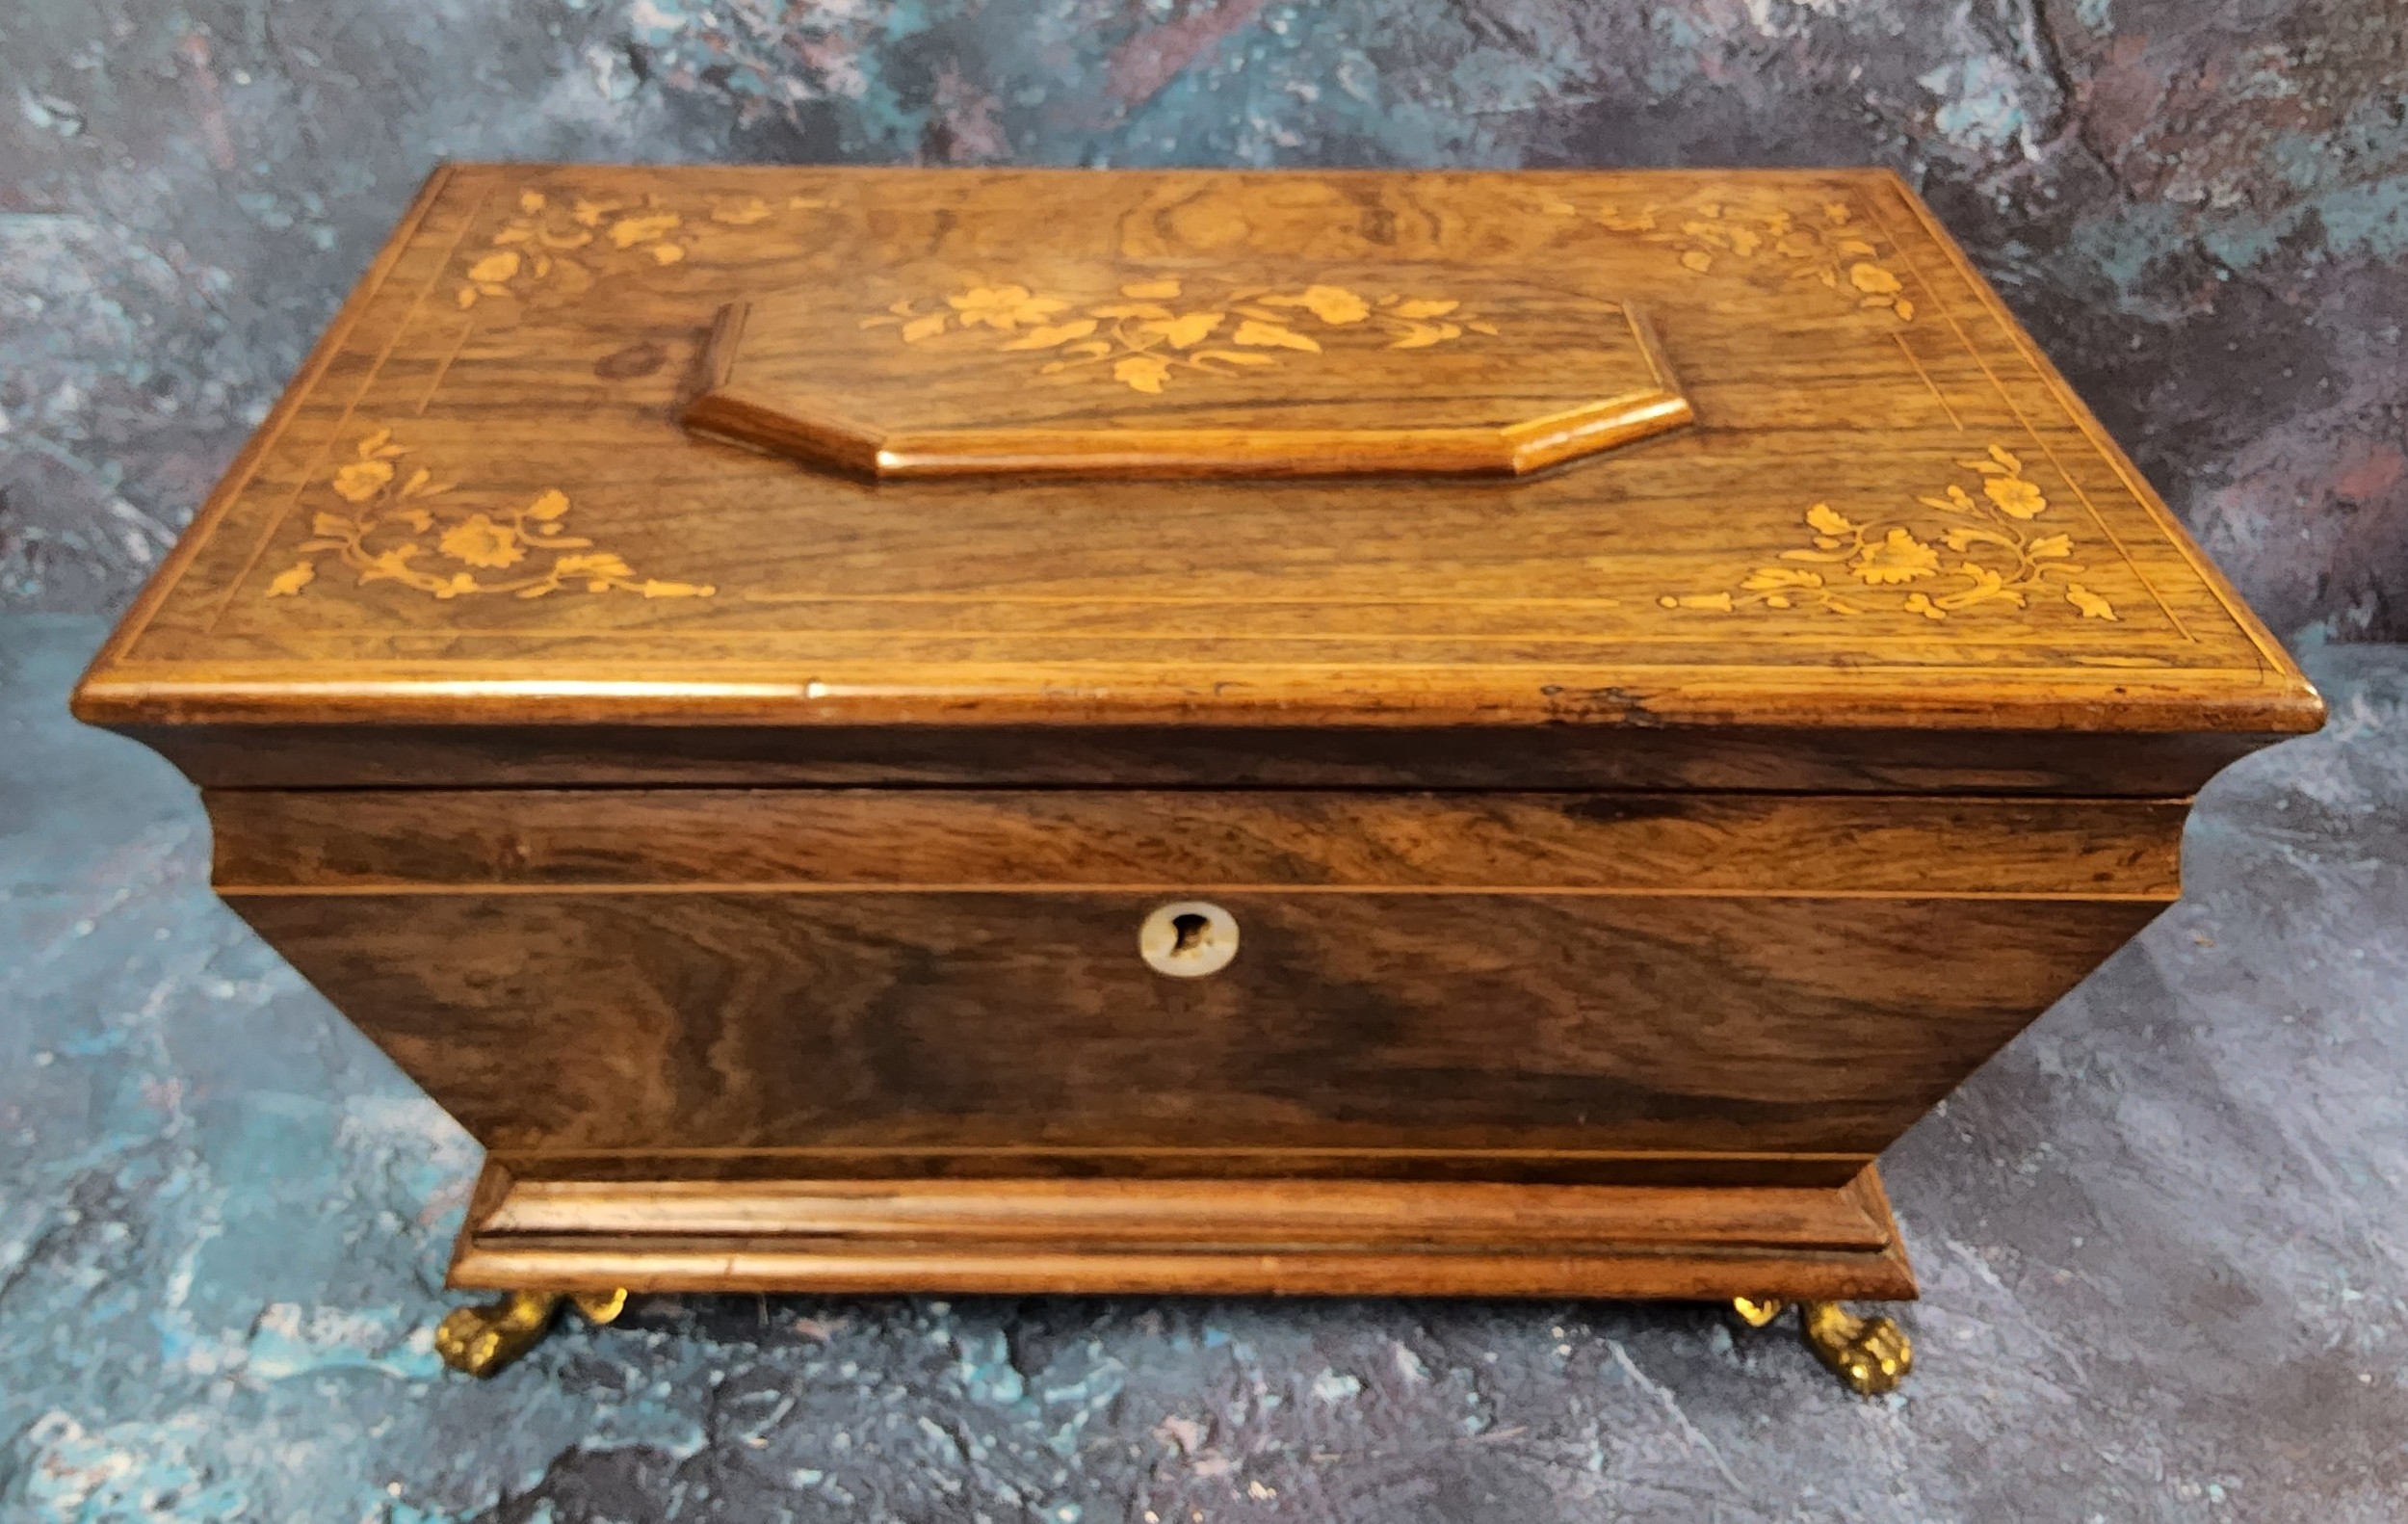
[
  {"xmin": 865, "ymin": 276, "xmax": 1499, "ymax": 393},
  {"xmin": 1848, "ymin": 263, "xmax": 1902, "ymax": 297},
  {"xmin": 332, "ymin": 460, "xmax": 395, "ymax": 503},
  {"xmin": 437, "ymin": 512, "xmax": 525, "ymax": 568},
  {"xmin": 1112, "ymin": 355, "xmax": 1172, "ymax": 393},
  {"xmin": 358, "ymin": 545, "xmax": 421, "ymax": 584},
  {"xmin": 1139, "ymin": 312, "xmax": 1220, "ymax": 349},
  {"xmin": 2066, "ymin": 584, "xmax": 2116, "ymax": 619},
  {"xmin": 1983, "ymin": 474, "xmax": 2047, "ymax": 518},
  {"xmin": 1262, "ymin": 284, "xmax": 1370, "ymax": 325},
  {"xmin": 553, "ymin": 552, "xmax": 636, "ymax": 590},
  {"xmin": 264, "ymin": 429, "xmax": 714, "ymax": 604},
  {"xmin": 465, "ymin": 251, "xmax": 520, "ymax": 286},
  {"xmin": 608, "ymin": 212, "xmax": 683, "ymax": 250},
  {"xmin": 1232, "ymin": 317, "xmax": 1320, "ymax": 353},
  {"xmin": 948, "ymin": 284, "xmax": 1070, "ymax": 330},
  {"xmin": 1851, "ymin": 526, "xmax": 1941, "ymax": 585},
  {"xmin": 1556, "ymin": 195, "xmax": 1915, "ymax": 323},
  {"xmin": 452, "ymin": 187, "xmax": 824, "ymax": 309},
  {"xmin": 1658, "ymin": 442, "xmax": 2117, "ymax": 622},
  {"xmin": 1002, "ymin": 318, "xmax": 1103, "ymax": 352}
]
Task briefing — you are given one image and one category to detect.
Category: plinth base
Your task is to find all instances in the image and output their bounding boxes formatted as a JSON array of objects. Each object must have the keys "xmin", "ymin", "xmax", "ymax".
[{"xmin": 447, "ymin": 1162, "xmax": 1916, "ymax": 1302}]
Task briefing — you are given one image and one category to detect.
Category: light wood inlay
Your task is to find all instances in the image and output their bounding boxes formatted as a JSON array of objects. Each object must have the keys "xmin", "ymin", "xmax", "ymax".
[
  {"xmin": 685, "ymin": 270, "xmax": 1692, "ymax": 477},
  {"xmin": 74, "ymin": 166, "xmax": 2318, "ymax": 779}
]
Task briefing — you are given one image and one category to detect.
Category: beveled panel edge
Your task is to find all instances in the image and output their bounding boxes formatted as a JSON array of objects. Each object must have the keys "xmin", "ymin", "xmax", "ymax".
[
  {"xmin": 448, "ymin": 1240, "xmax": 1920, "ymax": 1301},
  {"xmin": 480, "ymin": 1176, "xmax": 1896, "ymax": 1251},
  {"xmin": 681, "ymin": 305, "xmax": 1694, "ymax": 480}
]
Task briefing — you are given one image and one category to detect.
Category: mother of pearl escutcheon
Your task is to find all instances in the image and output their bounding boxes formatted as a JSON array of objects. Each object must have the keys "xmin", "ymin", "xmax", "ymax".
[{"xmin": 1139, "ymin": 900, "xmax": 1241, "ymax": 979}]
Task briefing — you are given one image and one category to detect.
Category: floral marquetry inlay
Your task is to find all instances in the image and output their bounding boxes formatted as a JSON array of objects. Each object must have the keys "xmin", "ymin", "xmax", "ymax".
[
  {"xmin": 860, "ymin": 277, "xmax": 1500, "ymax": 394},
  {"xmin": 1659, "ymin": 444, "xmax": 2118, "ymax": 622},
  {"xmin": 691, "ymin": 255, "xmax": 1685, "ymax": 477},
  {"xmin": 453, "ymin": 189, "xmax": 829, "ymax": 310},
  {"xmin": 86, "ymin": 165, "xmax": 2318, "ymax": 768},
  {"xmin": 1542, "ymin": 195, "xmax": 1914, "ymax": 323},
  {"xmin": 263, "ymin": 430, "xmax": 715, "ymax": 602}
]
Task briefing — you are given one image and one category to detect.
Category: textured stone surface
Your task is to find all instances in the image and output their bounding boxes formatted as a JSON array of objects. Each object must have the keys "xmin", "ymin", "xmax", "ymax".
[
  {"xmin": 3, "ymin": 611, "xmax": 2405, "ymax": 1520},
  {"xmin": 3, "ymin": 0, "xmax": 2405, "ymax": 635}
]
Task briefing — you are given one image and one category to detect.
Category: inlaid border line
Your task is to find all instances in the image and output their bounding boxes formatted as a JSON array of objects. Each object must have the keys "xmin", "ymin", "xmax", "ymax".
[
  {"xmin": 107, "ymin": 171, "xmax": 462, "ymax": 661},
  {"xmin": 204, "ymin": 179, "xmax": 493, "ymax": 634},
  {"xmin": 415, "ymin": 316, "xmax": 477, "ymax": 416},
  {"xmin": 1887, "ymin": 182, "xmax": 2306, "ymax": 685},
  {"xmin": 1855, "ymin": 187, "xmax": 2192, "ymax": 642},
  {"xmin": 1890, "ymin": 330, "xmax": 1963, "ymax": 431}
]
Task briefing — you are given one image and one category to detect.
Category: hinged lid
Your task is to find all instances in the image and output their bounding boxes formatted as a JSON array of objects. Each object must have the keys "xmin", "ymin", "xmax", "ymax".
[
  {"xmin": 683, "ymin": 262, "xmax": 1690, "ymax": 478},
  {"xmin": 74, "ymin": 165, "xmax": 2320, "ymax": 793}
]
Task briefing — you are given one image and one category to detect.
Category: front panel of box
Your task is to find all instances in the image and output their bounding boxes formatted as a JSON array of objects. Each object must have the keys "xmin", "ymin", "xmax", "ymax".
[{"xmin": 214, "ymin": 786, "xmax": 2176, "ymax": 1182}]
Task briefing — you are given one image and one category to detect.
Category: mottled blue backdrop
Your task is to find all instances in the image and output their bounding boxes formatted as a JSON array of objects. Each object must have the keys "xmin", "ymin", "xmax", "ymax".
[{"xmin": 6, "ymin": 5, "xmax": 2408, "ymax": 1521}]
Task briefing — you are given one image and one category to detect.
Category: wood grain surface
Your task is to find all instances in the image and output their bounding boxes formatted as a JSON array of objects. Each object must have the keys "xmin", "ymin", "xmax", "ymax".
[
  {"xmin": 684, "ymin": 274, "xmax": 1693, "ymax": 477},
  {"xmin": 209, "ymin": 786, "xmax": 2186, "ymax": 898},
  {"xmin": 118, "ymin": 717, "xmax": 2295, "ymax": 794},
  {"xmin": 73, "ymin": 165, "xmax": 2320, "ymax": 787},
  {"xmin": 445, "ymin": 1162, "xmax": 1920, "ymax": 1301},
  {"xmin": 224, "ymin": 887, "xmax": 2157, "ymax": 1165},
  {"xmin": 217, "ymin": 780, "xmax": 2165, "ymax": 1178},
  {"xmin": 478, "ymin": 1175, "xmax": 1898, "ymax": 1248}
]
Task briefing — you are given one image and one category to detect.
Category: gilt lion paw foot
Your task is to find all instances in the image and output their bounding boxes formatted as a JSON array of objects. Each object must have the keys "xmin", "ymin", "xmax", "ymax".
[
  {"xmin": 1730, "ymin": 1297, "xmax": 1914, "ymax": 1396},
  {"xmin": 434, "ymin": 1287, "xmax": 628, "ymax": 1378},
  {"xmin": 1799, "ymin": 1301, "xmax": 1914, "ymax": 1395}
]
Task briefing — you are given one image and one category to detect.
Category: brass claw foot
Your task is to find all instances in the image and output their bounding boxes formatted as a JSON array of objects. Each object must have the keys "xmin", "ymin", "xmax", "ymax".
[
  {"xmin": 433, "ymin": 1290, "xmax": 558, "ymax": 1378},
  {"xmin": 1730, "ymin": 1297, "xmax": 1914, "ymax": 1396},
  {"xmin": 434, "ymin": 1287, "xmax": 628, "ymax": 1378},
  {"xmin": 1801, "ymin": 1301, "xmax": 1913, "ymax": 1396},
  {"xmin": 1731, "ymin": 1295, "xmax": 1789, "ymax": 1329}
]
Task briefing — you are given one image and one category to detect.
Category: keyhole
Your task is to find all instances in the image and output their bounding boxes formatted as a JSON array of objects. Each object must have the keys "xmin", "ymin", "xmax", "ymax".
[{"xmin": 1139, "ymin": 901, "xmax": 1240, "ymax": 977}]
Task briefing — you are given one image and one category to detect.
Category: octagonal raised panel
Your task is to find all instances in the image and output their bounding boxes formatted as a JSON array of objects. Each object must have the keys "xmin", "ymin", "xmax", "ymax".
[{"xmin": 682, "ymin": 258, "xmax": 1692, "ymax": 480}]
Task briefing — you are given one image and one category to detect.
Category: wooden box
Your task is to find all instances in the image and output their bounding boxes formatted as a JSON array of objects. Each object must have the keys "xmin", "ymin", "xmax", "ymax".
[{"xmin": 75, "ymin": 166, "xmax": 2319, "ymax": 1378}]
